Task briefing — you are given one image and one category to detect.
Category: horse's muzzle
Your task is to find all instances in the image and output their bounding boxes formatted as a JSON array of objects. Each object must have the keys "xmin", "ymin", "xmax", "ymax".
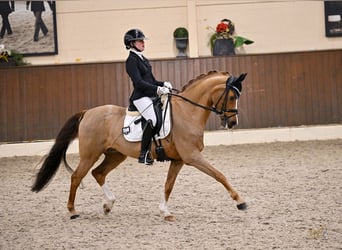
[
  {"xmin": 220, "ymin": 115, "xmax": 237, "ymax": 129},
  {"xmin": 228, "ymin": 120, "xmax": 237, "ymax": 129}
]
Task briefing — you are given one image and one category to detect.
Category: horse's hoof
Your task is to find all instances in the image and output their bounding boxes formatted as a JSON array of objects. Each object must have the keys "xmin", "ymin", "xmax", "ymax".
[
  {"xmin": 70, "ymin": 214, "xmax": 80, "ymax": 220},
  {"xmin": 237, "ymin": 202, "xmax": 248, "ymax": 210},
  {"xmin": 103, "ymin": 204, "xmax": 111, "ymax": 215},
  {"xmin": 164, "ymin": 215, "xmax": 175, "ymax": 222}
]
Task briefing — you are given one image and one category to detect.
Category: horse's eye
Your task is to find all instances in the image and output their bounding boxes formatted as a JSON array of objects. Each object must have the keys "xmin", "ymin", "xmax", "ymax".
[{"xmin": 229, "ymin": 96, "xmax": 236, "ymax": 101}]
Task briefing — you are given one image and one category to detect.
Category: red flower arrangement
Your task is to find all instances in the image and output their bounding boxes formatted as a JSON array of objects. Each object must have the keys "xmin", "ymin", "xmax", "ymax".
[
  {"xmin": 208, "ymin": 18, "xmax": 253, "ymax": 52},
  {"xmin": 215, "ymin": 19, "xmax": 234, "ymax": 37},
  {"xmin": 216, "ymin": 22, "xmax": 228, "ymax": 33}
]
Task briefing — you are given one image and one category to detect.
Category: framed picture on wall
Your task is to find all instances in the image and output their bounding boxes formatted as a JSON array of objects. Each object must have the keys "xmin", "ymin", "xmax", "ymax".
[
  {"xmin": 0, "ymin": 1, "xmax": 58, "ymax": 56},
  {"xmin": 324, "ymin": 1, "xmax": 342, "ymax": 37}
]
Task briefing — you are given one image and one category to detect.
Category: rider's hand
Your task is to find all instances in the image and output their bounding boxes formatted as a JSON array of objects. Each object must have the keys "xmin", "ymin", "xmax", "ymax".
[
  {"xmin": 163, "ymin": 81, "xmax": 172, "ymax": 90},
  {"xmin": 157, "ymin": 86, "xmax": 170, "ymax": 96}
]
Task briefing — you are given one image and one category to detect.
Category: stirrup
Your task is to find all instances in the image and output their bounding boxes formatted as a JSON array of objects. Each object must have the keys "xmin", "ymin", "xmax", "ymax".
[{"xmin": 138, "ymin": 151, "xmax": 154, "ymax": 165}]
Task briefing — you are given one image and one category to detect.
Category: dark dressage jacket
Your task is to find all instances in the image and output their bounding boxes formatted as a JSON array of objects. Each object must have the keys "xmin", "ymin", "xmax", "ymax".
[{"xmin": 125, "ymin": 51, "xmax": 164, "ymax": 105}]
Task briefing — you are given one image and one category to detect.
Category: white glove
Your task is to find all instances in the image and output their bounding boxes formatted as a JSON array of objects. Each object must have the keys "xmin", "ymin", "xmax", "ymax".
[
  {"xmin": 163, "ymin": 81, "xmax": 173, "ymax": 90},
  {"xmin": 157, "ymin": 86, "xmax": 170, "ymax": 96}
]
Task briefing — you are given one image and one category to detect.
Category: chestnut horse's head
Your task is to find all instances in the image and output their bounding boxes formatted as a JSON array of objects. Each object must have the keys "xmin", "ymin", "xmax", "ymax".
[
  {"xmin": 216, "ymin": 73, "xmax": 246, "ymax": 129},
  {"xmin": 177, "ymin": 71, "xmax": 247, "ymax": 129}
]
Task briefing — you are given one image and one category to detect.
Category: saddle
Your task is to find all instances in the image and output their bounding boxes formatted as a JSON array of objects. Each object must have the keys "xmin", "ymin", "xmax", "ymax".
[{"xmin": 122, "ymin": 95, "xmax": 171, "ymax": 142}]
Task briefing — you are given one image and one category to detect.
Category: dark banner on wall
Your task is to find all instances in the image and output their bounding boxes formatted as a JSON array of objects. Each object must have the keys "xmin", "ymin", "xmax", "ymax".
[
  {"xmin": 0, "ymin": 1, "xmax": 58, "ymax": 56},
  {"xmin": 324, "ymin": 1, "xmax": 342, "ymax": 37}
]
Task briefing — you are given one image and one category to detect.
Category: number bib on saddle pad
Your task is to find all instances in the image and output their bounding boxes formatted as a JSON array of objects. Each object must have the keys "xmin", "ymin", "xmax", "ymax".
[{"xmin": 122, "ymin": 96, "xmax": 171, "ymax": 142}]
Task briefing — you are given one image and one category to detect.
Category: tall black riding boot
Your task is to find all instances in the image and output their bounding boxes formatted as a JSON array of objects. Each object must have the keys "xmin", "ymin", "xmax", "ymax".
[{"xmin": 138, "ymin": 120, "xmax": 154, "ymax": 165}]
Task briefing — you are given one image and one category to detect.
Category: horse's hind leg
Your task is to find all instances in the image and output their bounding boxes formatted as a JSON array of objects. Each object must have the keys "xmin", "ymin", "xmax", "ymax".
[
  {"xmin": 91, "ymin": 151, "xmax": 127, "ymax": 215},
  {"xmin": 160, "ymin": 160, "xmax": 184, "ymax": 221},
  {"xmin": 67, "ymin": 156, "xmax": 99, "ymax": 219}
]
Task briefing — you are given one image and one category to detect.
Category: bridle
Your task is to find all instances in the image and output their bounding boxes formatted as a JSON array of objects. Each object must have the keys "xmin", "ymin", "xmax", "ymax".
[{"xmin": 170, "ymin": 76, "xmax": 241, "ymax": 119}]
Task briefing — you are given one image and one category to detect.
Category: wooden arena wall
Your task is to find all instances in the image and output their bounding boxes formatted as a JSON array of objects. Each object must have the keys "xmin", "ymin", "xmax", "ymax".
[{"xmin": 1, "ymin": 50, "xmax": 341, "ymax": 143}]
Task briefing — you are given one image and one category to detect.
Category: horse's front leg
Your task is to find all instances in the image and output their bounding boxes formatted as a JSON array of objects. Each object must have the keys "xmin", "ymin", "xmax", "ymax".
[
  {"xmin": 186, "ymin": 152, "xmax": 247, "ymax": 210},
  {"xmin": 160, "ymin": 160, "xmax": 184, "ymax": 221}
]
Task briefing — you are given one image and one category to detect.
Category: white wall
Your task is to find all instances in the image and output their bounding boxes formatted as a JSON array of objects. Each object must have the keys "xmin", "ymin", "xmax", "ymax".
[{"xmin": 26, "ymin": 0, "xmax": 342, "ymax": 65}]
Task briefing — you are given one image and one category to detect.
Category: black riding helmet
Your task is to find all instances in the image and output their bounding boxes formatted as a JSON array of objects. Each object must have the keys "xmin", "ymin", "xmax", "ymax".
[{"xmin": 124, "ymin": 29, "xmax": 147, "ymax": 50}]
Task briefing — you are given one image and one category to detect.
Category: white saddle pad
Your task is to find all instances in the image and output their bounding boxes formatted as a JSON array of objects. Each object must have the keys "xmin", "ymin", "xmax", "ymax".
[{"xmin": 122, "ymin": 98, "xmax": 171, "ymax": 142}]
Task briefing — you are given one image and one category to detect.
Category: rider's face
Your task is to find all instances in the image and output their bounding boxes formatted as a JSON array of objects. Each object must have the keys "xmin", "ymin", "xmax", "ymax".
[{"xmin": 133, "ymin": 40, "xmax": 145, "ymax": 51}]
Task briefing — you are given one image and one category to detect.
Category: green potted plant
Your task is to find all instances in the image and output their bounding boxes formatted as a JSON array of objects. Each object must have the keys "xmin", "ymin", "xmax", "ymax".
[
  {"xmin": 173, "ymin": 27, "xmax": 189, "ymax": 58},
  {"xmin": 173, "ymin": 27, "xmax": 189, "ymax": 39},
  {"xmin": 0, "ymin": 46, "xmax": 29, "ymax": 67},
  {"xmin": 207, "ymin": 19, "xmax": 254, "ymax": 56}
]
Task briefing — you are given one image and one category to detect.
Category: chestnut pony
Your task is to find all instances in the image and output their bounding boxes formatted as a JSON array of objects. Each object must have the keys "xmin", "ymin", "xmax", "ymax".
[{"xmin": 32, "ymin": 71, "xmax": 248, "ymax": 221}]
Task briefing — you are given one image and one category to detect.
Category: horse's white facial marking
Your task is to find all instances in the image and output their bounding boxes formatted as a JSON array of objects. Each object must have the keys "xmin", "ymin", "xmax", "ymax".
[
  {"xmin": 102, "ymin": 182, "xmax": 116, "ymax": 202},
  {"xmin": 235, "ymin": 99, "xmax": 239, "ymax": 125}
]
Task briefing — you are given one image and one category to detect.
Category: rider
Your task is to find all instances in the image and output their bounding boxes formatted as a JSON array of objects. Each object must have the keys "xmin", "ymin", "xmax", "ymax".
[{"xmin": 124, "ymin": 28, "xmax": 172, "ymax": 165}]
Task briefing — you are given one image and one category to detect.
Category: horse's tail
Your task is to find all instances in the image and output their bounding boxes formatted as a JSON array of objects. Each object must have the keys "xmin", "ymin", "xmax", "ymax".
[{"xmin": 31, "ymin": 111, "xmax": 86, "ymax": 192}]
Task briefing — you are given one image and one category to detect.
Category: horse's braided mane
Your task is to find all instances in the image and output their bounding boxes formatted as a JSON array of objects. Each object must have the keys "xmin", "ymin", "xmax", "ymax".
[{"xmin": 180, "ymin": 70, "xmax": 230, "ymax": 92}]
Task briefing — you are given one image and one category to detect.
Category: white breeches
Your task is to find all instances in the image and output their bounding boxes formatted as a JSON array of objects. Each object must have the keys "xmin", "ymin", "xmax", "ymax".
[{"xmin": 133, "ymin": 97, "xmax": 157, "ymax": 127}]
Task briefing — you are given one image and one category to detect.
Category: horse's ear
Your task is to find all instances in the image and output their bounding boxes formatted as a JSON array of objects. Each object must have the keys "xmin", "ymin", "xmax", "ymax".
[
  {"xmin": 227, "ymin": 75, "xmax": 236, "ymax": 85},
  {"xmin": 237, "ymin": 73, "xmax": 247, "ymax": 83},
  {"xmin": 226, "ymin": 73, "xmax": 247, "ymax": 97}
]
